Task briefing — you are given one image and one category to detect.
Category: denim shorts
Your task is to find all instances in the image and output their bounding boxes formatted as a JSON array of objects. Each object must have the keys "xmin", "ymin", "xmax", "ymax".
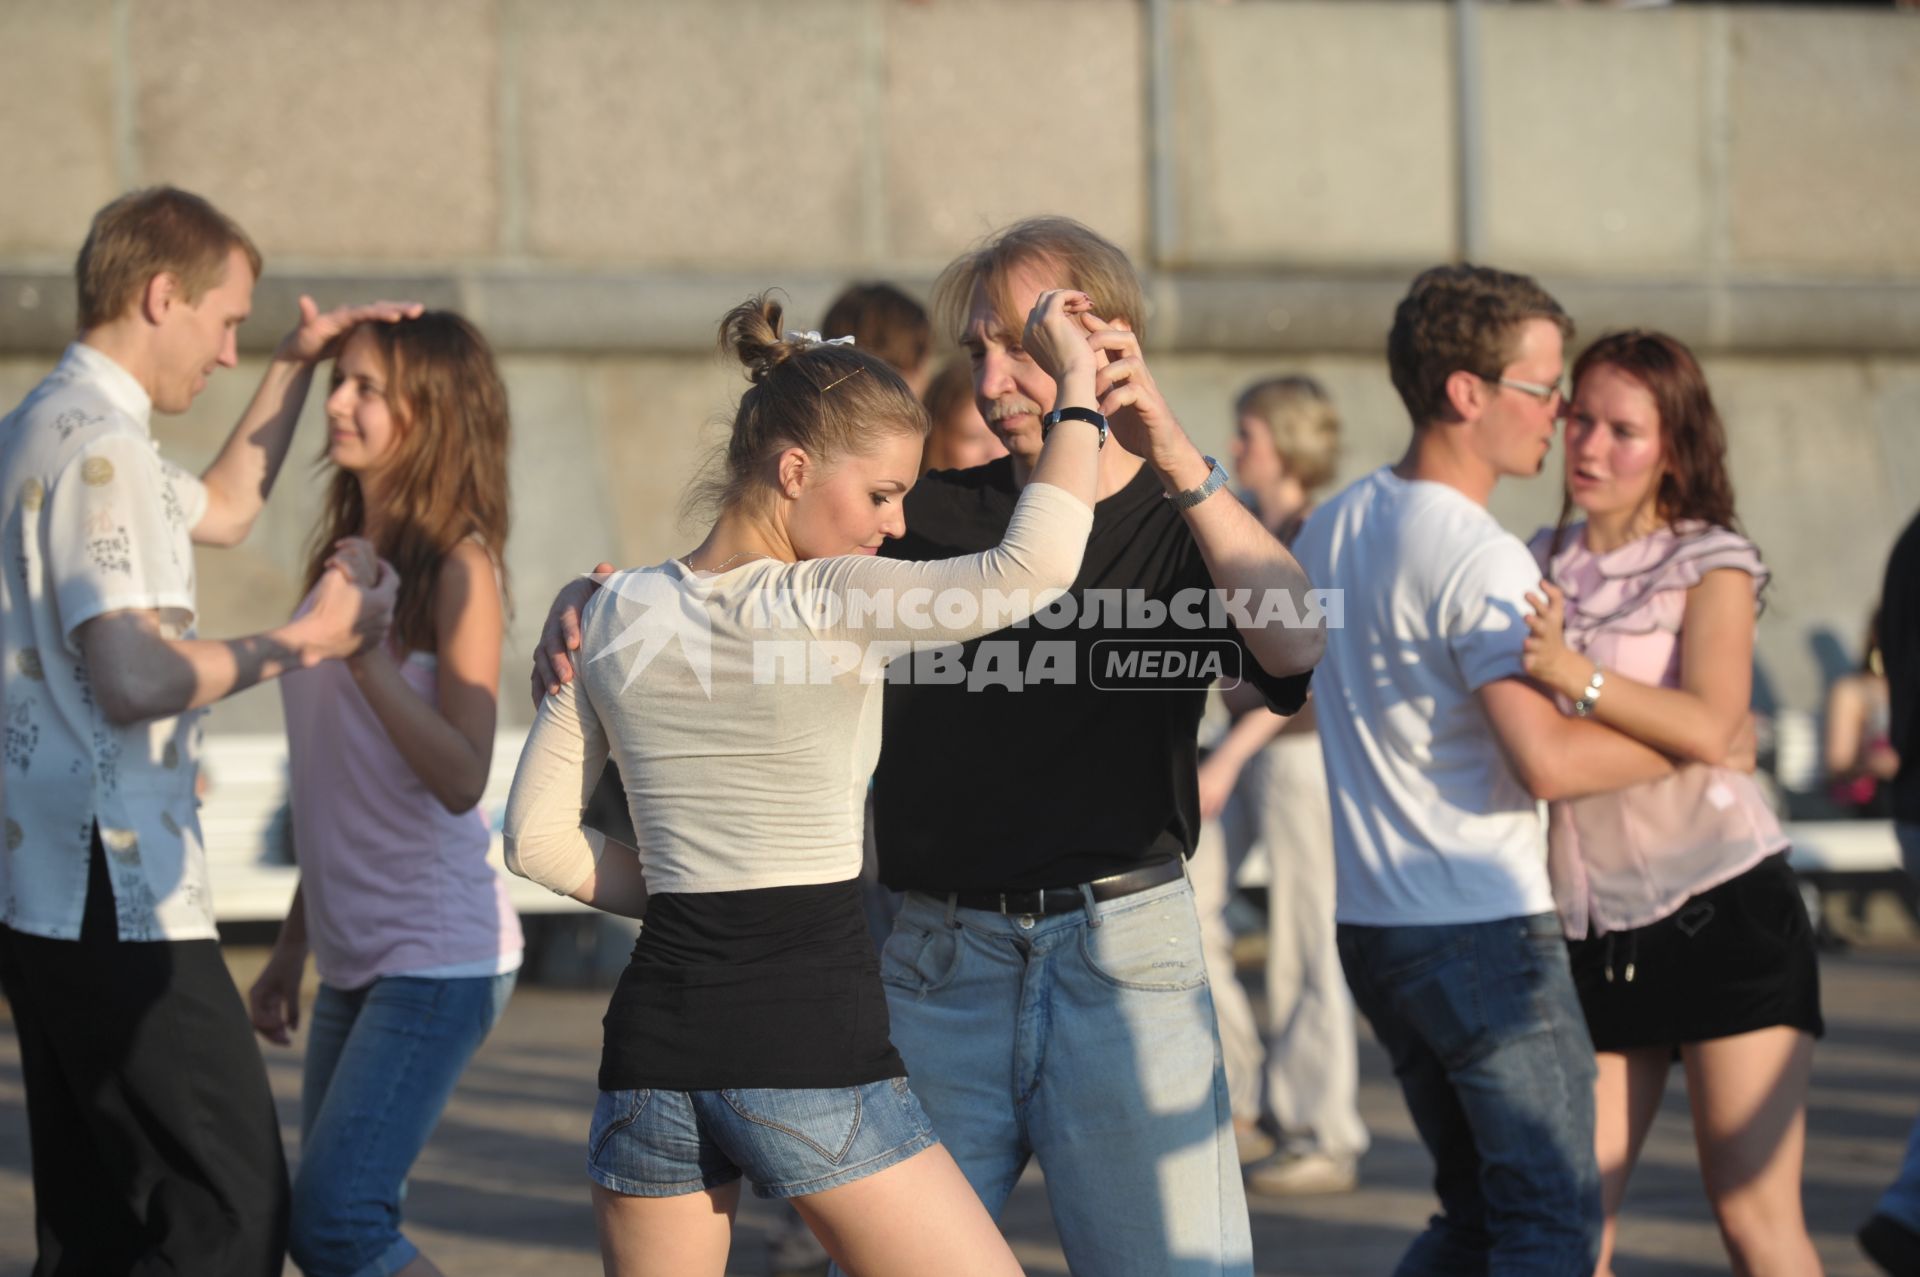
[{"xmin": 586, "ymin": 1075, "xmax": 937, "ymax": 1199}]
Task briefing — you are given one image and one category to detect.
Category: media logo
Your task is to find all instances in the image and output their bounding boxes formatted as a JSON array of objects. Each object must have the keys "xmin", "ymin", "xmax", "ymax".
[{"xmin": 588, "ymin": 569, "xmax": 715, "ymax": 697}]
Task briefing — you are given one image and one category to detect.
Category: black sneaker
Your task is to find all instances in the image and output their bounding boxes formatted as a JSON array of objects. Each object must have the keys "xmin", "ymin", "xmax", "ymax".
[{"xmin": 1860, "ymin": 1212, "xmax": 1920, "ymax": 1277}]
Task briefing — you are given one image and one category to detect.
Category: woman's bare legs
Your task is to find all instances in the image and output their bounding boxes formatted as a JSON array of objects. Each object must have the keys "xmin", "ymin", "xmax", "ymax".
[
  {"xmin": 1593, "ymin": 1046, "xmax": 1673, "ymax": 1276},
  {"xmin": 594, "ymin": 1180, "xmax": 740, "ymax": 1277},
  {"xmin": 793, "ymin": 1144, "xmax": 1024, "ymax": 1277},
  {"xmin": 1683, "ymin": 1027, "xmax": 1824, "ymax": 1277}
]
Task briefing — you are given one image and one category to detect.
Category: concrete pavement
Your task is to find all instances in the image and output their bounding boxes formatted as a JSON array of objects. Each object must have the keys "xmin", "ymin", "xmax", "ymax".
[{"xmin": 2, "ymin": 945, "xmax": 1915, "ymax": 1276}]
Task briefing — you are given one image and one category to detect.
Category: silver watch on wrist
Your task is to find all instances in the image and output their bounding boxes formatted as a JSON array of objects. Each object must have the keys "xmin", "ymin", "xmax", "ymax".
[{"xmin": 1165, "ymin": 456, "xmax": 1230, "ymax": 511}]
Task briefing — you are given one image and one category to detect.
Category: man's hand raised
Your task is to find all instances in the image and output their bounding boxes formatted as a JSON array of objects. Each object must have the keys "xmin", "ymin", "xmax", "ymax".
[
  {"xmin": 275, "ymin": 295, "xmax": 425, "ymax": 366},
  {"xmin": 1084, "ymin": 319, "xmax": 1191, "ymax": 470},
  {"xmin": 532, "ymin": 563, "xmax": 614, "ymax": 706},
  {"xmin": 1020, "ymin": 290, "xmax": 1101, "ymax": 385}
]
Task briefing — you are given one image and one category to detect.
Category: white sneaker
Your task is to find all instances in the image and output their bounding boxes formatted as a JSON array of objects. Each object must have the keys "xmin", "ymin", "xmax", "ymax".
[
  {"xmin": 1234, "ymin": 1122, "xmax": 1278, "ymax": 1166},
  {"xmin": 1246, "ymin": 1150, "xmax": 1359, "ymax": 1197}
]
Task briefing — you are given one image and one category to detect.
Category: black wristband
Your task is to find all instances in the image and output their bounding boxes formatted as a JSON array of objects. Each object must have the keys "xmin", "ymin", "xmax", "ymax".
[{"xmin": 1041, "ymin": 406, "xmax": 1108, "ymax": 448}]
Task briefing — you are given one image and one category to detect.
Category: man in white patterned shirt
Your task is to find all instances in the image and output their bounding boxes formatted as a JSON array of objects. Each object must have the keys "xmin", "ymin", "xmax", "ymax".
[{"xmin": 0, "ymin": 187, "xmax": 410, "ymax": 1277}]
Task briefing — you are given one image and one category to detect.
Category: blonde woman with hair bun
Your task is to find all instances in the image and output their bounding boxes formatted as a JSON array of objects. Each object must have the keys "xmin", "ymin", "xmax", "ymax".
[{"xmin": 505, "ymin": 288, "xmax": 1108, "ymax": 1275}]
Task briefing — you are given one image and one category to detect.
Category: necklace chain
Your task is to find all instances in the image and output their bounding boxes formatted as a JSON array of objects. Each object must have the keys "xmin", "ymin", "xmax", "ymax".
[{"xmin": 697, "ymin": 550, "xmax": 764, "ymax": 574}]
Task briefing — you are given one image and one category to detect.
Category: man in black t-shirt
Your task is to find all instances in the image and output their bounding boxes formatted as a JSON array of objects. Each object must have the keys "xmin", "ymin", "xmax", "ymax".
[
  {"xmin": 1859, "ymin": 505, "xmax": 1920, "ymax": 1276},
  {"xmin": 1882, "ymin": 508, "xmax": 1919, "ymax": 851},
  {"xmin": 858, "ymin": 218, "xmax": 1317, "ymax": 1276}
]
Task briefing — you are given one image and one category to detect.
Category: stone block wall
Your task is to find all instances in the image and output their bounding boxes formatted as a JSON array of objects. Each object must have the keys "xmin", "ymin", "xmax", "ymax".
[{"xmin": 0, "ymin": 0, "xmax": 1915, "ymax": 727}]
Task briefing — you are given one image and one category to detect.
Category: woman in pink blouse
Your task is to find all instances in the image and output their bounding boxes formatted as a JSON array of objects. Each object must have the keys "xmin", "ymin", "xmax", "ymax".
[{"xmin": 1521, "ymin": 331, "xmax": 1822, "ymax": 1277}]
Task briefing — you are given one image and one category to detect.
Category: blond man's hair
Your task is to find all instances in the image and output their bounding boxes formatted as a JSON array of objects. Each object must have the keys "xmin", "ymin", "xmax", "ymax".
[
  {"xmin": 1234, "ymin": 375, "xmax": 1343, "ymax": 494},
  {"xmin": 931, "ymin": 216, "xmax": 1145, "ymax": 343},
  {"xmin": 75, "ymin": 187, "xmax": 263, "ymax": 331}
]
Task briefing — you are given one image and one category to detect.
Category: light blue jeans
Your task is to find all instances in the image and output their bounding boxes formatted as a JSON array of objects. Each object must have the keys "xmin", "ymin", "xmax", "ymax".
[
  {"xmin": 1338, "ymin": 915, "xmax": 1601, "ymax": 1277},
  {"xmin": 291, "ymin": 972, "xmax": 516, "ymax": 1277},
  {"xmin": 869, "ymin": 874, "xmax": 1253, "ymax": 1277},
  {"xmin": 1877, "ymin": 823, "xmax": 1920, "ymax": 1233}
]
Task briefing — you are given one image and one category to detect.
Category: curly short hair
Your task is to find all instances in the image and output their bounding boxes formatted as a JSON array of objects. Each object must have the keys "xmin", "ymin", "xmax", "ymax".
[{"xmin": 1387, "ymin": 264, "xmax": 1571, "ymax": 428}]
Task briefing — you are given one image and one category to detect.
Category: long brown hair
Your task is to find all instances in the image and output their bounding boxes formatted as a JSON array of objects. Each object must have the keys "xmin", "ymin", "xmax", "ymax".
[
  {"xmin": 302, "ymin": 311, "xmax": 511, "ymax": 654},
  {"xmin": 1548, "ymin": 329, "xmax": 1744, "ymax": 565}
]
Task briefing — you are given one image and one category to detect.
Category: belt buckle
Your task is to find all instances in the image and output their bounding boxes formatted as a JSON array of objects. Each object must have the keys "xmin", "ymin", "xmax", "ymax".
[{"xmin": 998, "ymin": 890, "xmax": 1043, "ymax": 916}]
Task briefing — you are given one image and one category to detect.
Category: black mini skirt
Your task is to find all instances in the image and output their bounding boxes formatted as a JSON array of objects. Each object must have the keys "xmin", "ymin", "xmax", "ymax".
[{"xmin": 1567, "ymin": 851, "xmax": 1823, "ymax": 1053}]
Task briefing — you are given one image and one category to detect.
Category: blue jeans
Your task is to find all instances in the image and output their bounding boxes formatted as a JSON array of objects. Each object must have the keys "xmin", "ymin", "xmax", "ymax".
[
  {"xmin": 871, "ymin": 875, "xmax": 1252, "ymax": 1277},
  {"xmin": 1338, "ymin": 915, "xmax": 1601, "ymax": 1277},
  {"xmin": 1878, "ymin": 824, "xmax": 1920, "ymax": 1233},
  {"xmin": 291, "ymin": 972, "xmax": 516, "ymax": 1277},
  {"xmin": 587, "ymin": 1076, "xmax": 937, "ymax": 1199}
]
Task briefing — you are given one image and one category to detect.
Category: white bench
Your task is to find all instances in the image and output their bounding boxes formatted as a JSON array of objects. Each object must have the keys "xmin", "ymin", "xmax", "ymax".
[
  {"xmin": 197, "ymin": 730, "xmax": 589, "ymax": 923},
  {"xmin": 1786, "ymin": 821, "xmax": 1906, "ymax": 876}
]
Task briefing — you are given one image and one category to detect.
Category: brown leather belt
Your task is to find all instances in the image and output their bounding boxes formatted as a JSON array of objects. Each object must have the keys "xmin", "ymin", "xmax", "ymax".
[{"xmin": 946, "ymin": 856, "xmax": 1185, "ymax": 917}]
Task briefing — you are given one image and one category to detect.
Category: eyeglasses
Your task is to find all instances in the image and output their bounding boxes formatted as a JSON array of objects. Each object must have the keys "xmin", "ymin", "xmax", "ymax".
[{"xmin": 1482, "ymin": 373, "xmax": 1568, "ymax": 417}]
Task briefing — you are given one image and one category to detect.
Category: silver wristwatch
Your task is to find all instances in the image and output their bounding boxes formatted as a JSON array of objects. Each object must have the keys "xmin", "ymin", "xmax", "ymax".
[{"xmin": 1165, "ymin": 456, "xmax": 1230, "ymax": 511}]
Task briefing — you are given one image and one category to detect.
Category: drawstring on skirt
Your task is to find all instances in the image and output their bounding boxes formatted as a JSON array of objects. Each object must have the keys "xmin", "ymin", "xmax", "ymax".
[{"xmin": 1602, "ymin": 930, "xmax": 1639, "ymax": 984}]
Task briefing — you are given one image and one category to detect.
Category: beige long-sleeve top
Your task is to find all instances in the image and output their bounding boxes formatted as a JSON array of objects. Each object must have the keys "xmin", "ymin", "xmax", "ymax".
[{"xmin": 503, "ymin": 479, "xmax": 1093, "ymax": 897}]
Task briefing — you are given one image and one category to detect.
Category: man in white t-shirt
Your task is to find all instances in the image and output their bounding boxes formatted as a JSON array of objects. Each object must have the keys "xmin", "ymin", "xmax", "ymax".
[{"xmin": 1293, "ymin": 265, "xmax": 1677, "ymax": 1276}]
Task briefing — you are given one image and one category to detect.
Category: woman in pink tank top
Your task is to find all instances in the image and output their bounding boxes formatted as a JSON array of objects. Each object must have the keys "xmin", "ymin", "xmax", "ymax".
[
  {"xmin": 1520, "ymin": 331, "xmax": 1822, "ymax": 1277},
  {"xmin": 245, "ymin": 312, "xmax": 522, "ymax": 1277}
]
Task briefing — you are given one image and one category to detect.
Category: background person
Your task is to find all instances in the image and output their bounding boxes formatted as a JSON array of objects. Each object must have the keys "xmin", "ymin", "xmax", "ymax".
[
  {"xmin": 821, "ymin": 281, "xmax": 934, "ymax": 400},
  {"xmin": 1190, "ymin": 374, "xmax": 1369, "ymax": 1196},
  {"xmin": 246, "ymin": 312, "xmax": 523, "ymax": 1277},
  {"xmin": 508, "ymin": 289, "xmax": 1104, "ymax": 1277},
  {"xmin": 1522, "ymin": 329, "xmax": 1823, "ymax": 1277},
  {"xmin": 0, "ymin": 185, "xmax": 402, "ymax": 1276},
  {"xmin": 1857, "ymin": 506, "xmax": 1920, "ymax": 1277},
  {"xmin": 1823, "ymin": 608, "xmax": 1898, "ymax": 818},
  {"xmin": 920, "ymin": 354, "xmax": 1008, "ymax": 476}
]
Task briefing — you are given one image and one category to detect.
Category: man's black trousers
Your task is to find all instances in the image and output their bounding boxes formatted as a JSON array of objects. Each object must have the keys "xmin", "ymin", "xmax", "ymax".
[{"xmin": 0, "ymin": 836, "xmax": 288, "ymax": 1276}]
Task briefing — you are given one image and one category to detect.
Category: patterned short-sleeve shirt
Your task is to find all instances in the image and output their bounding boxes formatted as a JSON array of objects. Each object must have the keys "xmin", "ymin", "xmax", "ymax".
[{"xmin": 0, "ymin": 343, "xmax": 213, "ymax": 941}]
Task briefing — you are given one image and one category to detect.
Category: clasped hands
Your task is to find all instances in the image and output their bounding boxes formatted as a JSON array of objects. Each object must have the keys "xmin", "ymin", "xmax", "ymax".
[
  {"xmin": 1021, "ymin": 289, "xmax": 1188, "ymax": 469},
  {"xmin": 308, "ymin": 536, "xmax": 400, "ymax": 666}
]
